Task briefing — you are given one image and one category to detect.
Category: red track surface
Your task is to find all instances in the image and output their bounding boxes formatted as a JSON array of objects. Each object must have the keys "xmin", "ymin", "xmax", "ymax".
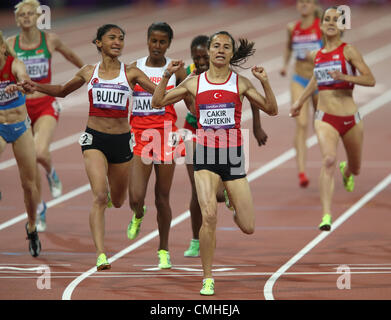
[{"xmin": 1, "ymin": 3, "xmax": 391, "ymax": 300}]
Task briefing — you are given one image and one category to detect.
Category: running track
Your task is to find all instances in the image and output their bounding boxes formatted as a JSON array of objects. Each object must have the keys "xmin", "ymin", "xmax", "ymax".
[{"xmin": 1, "ymin": 3, "xmax": 391, "ymax": 300}]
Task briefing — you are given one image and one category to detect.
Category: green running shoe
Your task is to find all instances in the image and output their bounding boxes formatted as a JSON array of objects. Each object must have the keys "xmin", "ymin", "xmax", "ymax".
[
  {"xmin": 319, "ymin": 214, "xmax": 332, "ymax": 231},
  {"xmin": 340, "ymin": 161, "xmax": 355, "ymax": 192},
  {"xmin": 184, "ymin": 239, "xmax": 200, "ymax": 257},
  {"xmin": 157, "ymin": 249, "xmax": 172, "ymax": 269},
  {"xmin": 96, "ymin": 253, "xmax": 111, "ymax": 271},
  {"xmin": 127, "ymin": 206, "xmax": 146, "ymax": 240},
  {"xmin": 224, "ymin": 189, "xmax": 234, "ymax": 211},
  {"xmin": 200, "ymin": 278, "xmax": 215, "ymax": 296}
]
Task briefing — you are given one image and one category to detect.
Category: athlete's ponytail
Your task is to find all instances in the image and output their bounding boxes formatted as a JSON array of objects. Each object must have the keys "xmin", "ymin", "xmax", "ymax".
[
  {"xmin": 208, "ymin": 31, "xmax": 255, "ymax": 68},
  {"xmin": 0, "ymin": 31, "xmax": 16, "ymax": 57}
]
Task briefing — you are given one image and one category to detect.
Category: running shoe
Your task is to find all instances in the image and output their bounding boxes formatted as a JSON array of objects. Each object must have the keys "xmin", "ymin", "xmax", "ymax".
[
  {"xmin": 107, "ymin": 192, "xmax": 113, "ymax": 208},
  {"xmin": 46, "ymin": 168, "xmax": 62, "ymax": 198},
  {"xmin": 157, "ymin": 249, "xmax": 172, "ymax": 269},
  {"xmin": 36, "ymin": 201, "xmax": 47, "ymax": 232},
  {"xmin": 184, "ymin": 239, "xmax": 200, "ymax": 257},
  {"xmin": 200, "ymin": 278, "xmax": 215, "ymax": 296},
  {"xmin": 319, "ymin": 213, "xmax": 332, "ymax": 231},
  {"xmin": 96, "ymin": 253, "xmax": 111, "ymax": 271},
  {"xmin": 25, "ymin": 222, "xmax": 41, "ymax": 257},
  {"xmin": 127, "ymin": 206, "xmax": 146, "ymax": 240},
  {"xmin": 340, "ymin": 161, "xmax": 354, "ymax": 192},
  {"xmin": 299, "ymin": 172, "xmax": 309, "ymax": 188},
  {"xmin": 224, "ymin": 189, "xmax": 234, "ymax": 211}
]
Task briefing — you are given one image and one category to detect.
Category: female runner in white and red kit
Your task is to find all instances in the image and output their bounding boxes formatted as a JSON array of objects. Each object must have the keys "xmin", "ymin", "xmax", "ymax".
[
  {"xmin": 290, "ymin": 7, "xmax": 375, "ymax": 231},
  {"xmin": 126, "ymin": 22, "xmax": 191, "ymax": 270},
  {"xmin": 152, "ymin": 31, "xmax": 278, "ymax": 295},
  {"xmin": 280, "ymin": 0, "xmax": 322, "ymax": 187},
  {"xmin": 13, "ymin": 24, "xmax": 156, "ymax": 271}
]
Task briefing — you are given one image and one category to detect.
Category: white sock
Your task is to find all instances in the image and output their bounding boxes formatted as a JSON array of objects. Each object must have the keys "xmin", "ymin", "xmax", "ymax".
[
  {"xmin": 48, "ymin": 167, "xmax": 55, "ymax": 177},
  {"xmin": 36, "ymin": 200, "xmax": 44, "ymax": 214}
]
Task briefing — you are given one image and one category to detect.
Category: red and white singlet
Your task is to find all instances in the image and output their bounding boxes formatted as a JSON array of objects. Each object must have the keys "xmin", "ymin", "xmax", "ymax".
[
  {"xmin": 195, "ymin": 71, "xmax": 242, "ymax": 149},
  {"xmin": 314, "ymin": 42, "xmax": 356, "ymax": 91},
  {"xmin": 130, "ymin": 56, "xmax": 177, "ymax": 129},
  {"xmin": 87, "ymin": 62, "xmax": 132, "ymax": 118},
  {"xmin": 291, "ymin": 17, "xmax": 323, "ymax": 61}
]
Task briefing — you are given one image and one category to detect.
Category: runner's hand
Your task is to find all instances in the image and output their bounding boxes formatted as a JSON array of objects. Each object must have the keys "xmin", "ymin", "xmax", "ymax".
[
  {"xmin": 17, "ymin": 80, "xmax": 37, "ymax": 94},
  {"xmin": 289, "ymin": 100, "xmax": 302, "ymax": 117},
  {"xmin": 165, "ymin": 60, "xmax": 184, "ymax": 77},
  {"xmin": 328, "ymin": 70, "xmax": 345, "ymax": 81},
  {"xmin": 253, "ymin": 127, "xmax": 268, "ymax": 146},
  {"xmin": 252, "ymin": 66, "xmax": 269, "ymax": 82}
]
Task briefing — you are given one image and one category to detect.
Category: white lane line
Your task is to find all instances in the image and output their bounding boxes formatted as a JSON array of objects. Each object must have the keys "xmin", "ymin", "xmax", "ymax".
[
  {"xmin": 0, "ymin": 184, "xmax": 90, "ymax": 231},
  {"xmin": 61, "ymin": 90, "xmax": 391, "ymax": 300},
  {"xmin": 62, "ymin": 209, "xmax": 190, "ymax": 300},
  {"xmin": 321, "ymin": 263, "xmax": 391, "ymax": 266},
  {"xmin": 0, "ymin": 133, "xmax": 82, "ymax": 170},
  {"xmin": 263, "ymin": 172, "xmax": 391, "ymax": 300},
  {"xmin": 0, "ymin": 263, "xmax": 71, "ymax": 266},
  {"xmin": 4, "ymin": 270, "xmax": 391, "ymax": 280}
]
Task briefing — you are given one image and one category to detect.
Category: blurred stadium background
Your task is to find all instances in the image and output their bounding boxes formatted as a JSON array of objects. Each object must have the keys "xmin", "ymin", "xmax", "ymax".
[{"xmin": 1, "ymin": 0, "xmax": 391, "ymax": 34}]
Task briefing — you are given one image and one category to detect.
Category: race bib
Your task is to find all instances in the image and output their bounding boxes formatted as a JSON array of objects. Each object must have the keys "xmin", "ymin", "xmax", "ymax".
[
  {"xmin": 178, "ymin": 128, "xmax": 194, "ymax": 142},
  {"xmin": 23, "ymin": 58, "xmax": 49, "ymax": 81},
  {"xmin": 199, "ymin": 103, "xmax": 236, "ymax": 130},
  {"xmin": 92, "ymin": 83, "xmax": 129, "ymax": 110},
  {"xmin": 132, "ymin": 91, "xmax": 165, "ymax": 116},
  {"xmin": 314, "ymin": 61, "xmax": 343, "ymax": 85},
  {"xmin": 293, "ymin": 41, "xmax": 322, "ymax": 60},
  {"xmin": 0, "ymin": 82, "xmax": 19, "ymax": 106},
  {"xmin": 79, "ymin": 132, "xmax": 93, "ymax": 146},
  {"xmin": 167, "ymin": 131, "xmax": 181, "ymax": 148}
]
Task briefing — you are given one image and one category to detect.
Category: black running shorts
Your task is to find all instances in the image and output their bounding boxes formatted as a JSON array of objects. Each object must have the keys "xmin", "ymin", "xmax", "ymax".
[
  {"xmin": 193, "ymin": 143, "xmax": 246, "ymax": 181},
  {"xmin": 79, "ymin": 127, "xmax": 133, "ymax": 164}
]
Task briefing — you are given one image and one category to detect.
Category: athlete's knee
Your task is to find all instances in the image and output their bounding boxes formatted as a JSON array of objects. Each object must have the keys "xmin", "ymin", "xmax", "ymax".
[
  {"xmin": 155, "ymin": 190, "xmax": 170, "ymax": 209},
  {"xmin": 237, "ymin": 214, "xmax": 255, "ymax": 234},
  {"xmin": 242, "ymin": 224, "xmax": 255, "ymax": 235},
  {"xmin": 93, "ymin": 190, "xmax": 109, "ymax": 207},
  {"xmin": 349, "ymin": 163, "xmax": 361, "ymax": 176},
  {"xmin": 202, "ymin": 211, "xmax": 217, "ymax": 228},
  {"xmin": 112, "ymin": 196, "xmax": 125, "ymax": 208},
  {"xmin": 35, "ymin": 146, "xmax": 50, "ymax": 164},
  {"xmin": 323, "ymin": 154, "xmax": 337, "ymax": 172},
  {"xmin": 296, "ymin": 119, "xmax": 308, "ymax": 132}
]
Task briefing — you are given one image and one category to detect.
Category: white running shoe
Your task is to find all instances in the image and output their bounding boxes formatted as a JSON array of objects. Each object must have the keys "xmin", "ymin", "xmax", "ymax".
[
  {"xmin": 36, "ymin": 201, "xmax": 47, "ymax": 232},
  {"xmin": 47, "ymin": 169, "xmax": 62, "ymax": 198}
]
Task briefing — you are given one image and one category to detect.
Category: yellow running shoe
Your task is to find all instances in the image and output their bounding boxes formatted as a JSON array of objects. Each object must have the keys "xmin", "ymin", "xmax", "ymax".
[
  {"xmin": 200, "ymin": 278, "xmax": 215, "ymax": 296},
  {"xmin": 340, "ymin": 161, "xmax": 355, "ymax": 192},
  {"xmin": 127, "ymin": 206, "xmax": 146, "ymax": 240},
  {"xmin": 157, "ymin": 249, "xmax": 172, "ymax": 269},
  {"xmin": 319, "ymin": 214, "xmax": 332, "ymax": 231},
  {"xmin": 96, "ymin": 253, "xmax": 111, "ymax": 271}
]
